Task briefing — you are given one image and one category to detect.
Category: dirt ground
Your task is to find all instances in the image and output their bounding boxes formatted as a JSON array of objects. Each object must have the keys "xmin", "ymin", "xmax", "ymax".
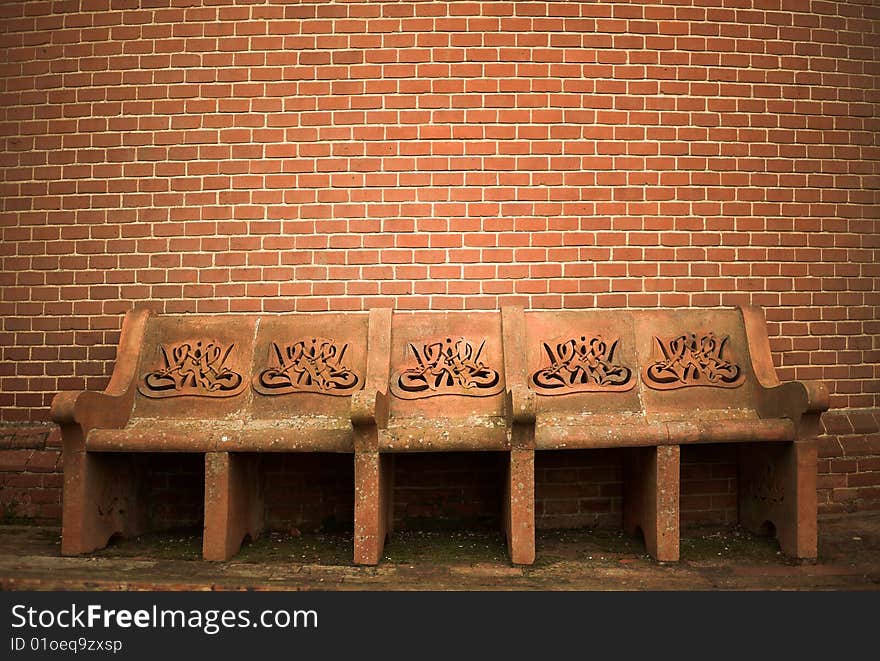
[{"xmin": 0, "ymin": 513, "xmax": 878, "ymax": 590}]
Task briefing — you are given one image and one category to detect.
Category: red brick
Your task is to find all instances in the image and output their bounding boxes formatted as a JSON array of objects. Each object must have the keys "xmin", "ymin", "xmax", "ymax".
[{"xmin": 0, "ymin": 0, "xmax": 877, "ymax": 520}]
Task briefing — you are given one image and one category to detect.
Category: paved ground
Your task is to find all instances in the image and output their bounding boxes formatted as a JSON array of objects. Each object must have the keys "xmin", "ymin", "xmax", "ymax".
[{"xmin": 0, "ymin": 513, "xmax": 878, "ymax": 590}]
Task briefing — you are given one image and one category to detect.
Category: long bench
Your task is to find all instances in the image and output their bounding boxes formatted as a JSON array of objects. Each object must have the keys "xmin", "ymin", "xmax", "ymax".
[{"xmin": 51, "ymin": 306, "xmax": 828, "ymax": 565}]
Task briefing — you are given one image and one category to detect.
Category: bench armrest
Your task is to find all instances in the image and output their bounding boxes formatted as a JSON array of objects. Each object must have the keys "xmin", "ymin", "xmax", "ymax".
[
  {"xmin": 351, "ymin": 307, "xmax": 392, "ymax": 452},
  {"xmin": 49, "ymin": 308, "xmax": 150, "ymax": 444},
  {"xmin": 506, "ymin": 383, "xmax": 536, "ymax": 426},
  {"xmin": 50, "ymin": 389, "xmax": 135, "ymax": 432},
  {"xmin": 351, "ymin": 389, "xmax": 389, "ymax": 430},
  {"xmin": 741, "ymin": 305, "xmax": 830, "ymax": 437},
  {"xmin": 755, "ymin": 380, "xmax": 830, "ymax": 437},
  {"xmin": 501, "ymin": 306, "xmax": 536, "ymax": 447}
]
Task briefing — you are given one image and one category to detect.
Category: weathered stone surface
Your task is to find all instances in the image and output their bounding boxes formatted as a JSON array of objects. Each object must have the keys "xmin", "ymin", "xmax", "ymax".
[
  {"xmin": 739, "ymin": 440, "xmax": 818, "ymax": 559},
  {"xmin": 505, "ymin": 449, "xmax": 535, "ymax": 564},
  {"xmin": 203, "ymin": 452, "xmax": 263, "ymax": 561},
  {"xmin": 623, "ymin": 445, "xmax": 681, "ymax": 562},
  {"xmin": 51, "ymin": 305, "xmax": 827, "ymax": 566},
  {"xmin": 353, "ymin": 452, "xmax": 393, "ymax": 565}
]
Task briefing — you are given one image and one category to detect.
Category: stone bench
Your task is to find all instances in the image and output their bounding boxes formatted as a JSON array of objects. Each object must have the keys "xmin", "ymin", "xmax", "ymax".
[
  {"xmin": 52, "ymin": 305, "xmax": 828, "ymax": 566},
  {"xmin": 502, "ymin": 306, "xmax": 829, "ymax": 562},
  {"xmin": 51, "ymin": 309, "xmax": 375, "ymax": 560},
  {"xmin": 350, "ymin": 310, "xmax": 517, "ymax": 563}
]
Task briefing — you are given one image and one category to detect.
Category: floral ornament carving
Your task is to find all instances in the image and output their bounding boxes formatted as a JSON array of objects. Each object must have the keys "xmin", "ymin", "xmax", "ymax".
[
  {"xmin": 390, "ymin": 336, "xmax": 503, "ymax": 399},
  {"xmin": 254, "ymin": 338, "xmax": 361, "ymax": 396},
  {"xmin": 531, "ymin": 335, "xmax": 634, "ymax": 394},
  {"xmin": 643, "ymin": 332, "xmax": 745, "ymax": 390},
  {"xmin": 139, "ymin": 340, "xmax": 246, "ymax": 398}
]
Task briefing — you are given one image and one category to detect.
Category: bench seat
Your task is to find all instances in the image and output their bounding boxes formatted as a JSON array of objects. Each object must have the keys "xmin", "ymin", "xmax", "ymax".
[
  {"xmin": 87, "ymin": 417, "xmax": 354, "ymax": 453},
  {"xmin": 535, "ymin": 413, "xmax": 796, "ymax": 450},
  {"xmin": 381, "ymin": 416, "xmax": 508, "ymax": 452}
]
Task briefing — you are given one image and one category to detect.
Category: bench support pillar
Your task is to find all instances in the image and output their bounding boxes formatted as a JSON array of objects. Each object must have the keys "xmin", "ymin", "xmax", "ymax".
[
  {"xmin": 623, "ymin": 445, "xmax": 680, "ymax": 562},
  {"xmin": 738, "ymin": 440, "xmax": 817, "ymax": 559},
  {"xmin": 61, "ymin": 450, "xmax": 149, "ymax": 556},
  {"xmin": 203, "ymin": 452, "xmax": 263, "ymax": 561},
  {"xmin": 354, "ymin": 452, "xmax": 393, "ymax": 565},
  {"xmin": 505, "ymin": 449, "xmax": 535, "ymax": 565}
]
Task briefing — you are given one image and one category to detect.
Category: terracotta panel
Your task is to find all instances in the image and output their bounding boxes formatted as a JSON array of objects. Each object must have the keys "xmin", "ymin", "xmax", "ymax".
[
  {"xmin": 387, "ymin": 311, "xmax": 506, "ymax": 420},
  {"xmin": 525, "ymin": 310, "xmax": 641, "ymax": 416},
  {"xmin": 250, "ymin": 313, "xmax": 368, "ymax": 420},
  {"xmin": 132, "ymin": 315, "xmax": 257, "ymax": 420},
  {"xmin": 632, "ymin": 308, "xmax": 758, "ymax": 418}
]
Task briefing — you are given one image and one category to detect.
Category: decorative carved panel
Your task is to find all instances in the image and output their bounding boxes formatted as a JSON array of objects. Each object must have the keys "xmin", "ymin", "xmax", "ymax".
[
  {"xmin": 139, "ymin": 340, "xmax": 246, "ymax": 398},
  {"xmin": 643, "ymin": 332, "xmax": 745, "ymax": 390},
  {"xmin": 254, "ymin": 338, "xmax": 361, "ymax": 396},
  {"xmin": 390, "ymin": 336, "xmax": 503, "ymax": 399},
  {"xmin": 530, "ymin": 335, "xmax": 634, "ymax": 395}
]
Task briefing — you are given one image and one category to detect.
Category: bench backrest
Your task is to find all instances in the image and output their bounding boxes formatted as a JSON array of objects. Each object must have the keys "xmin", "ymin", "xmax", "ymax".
[
  {"xmin": 387, "ymin": 311, "xmax": 506, "ymax": 421},
  {"xmin": 131, "ymin": 313, "xmax": 369, "ymax": 421},
  {"xmin": 520, "ymin": 307, "xmax": 761, "ymax": 418},
  {"xmin": 120, "ymin": 306, "xmax": 768, "ymax": 425}
]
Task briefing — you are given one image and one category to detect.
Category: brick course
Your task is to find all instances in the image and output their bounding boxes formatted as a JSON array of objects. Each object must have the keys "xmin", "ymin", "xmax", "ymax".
[{"xmin": 0, "ymin": 0, "xmax": 878, "ymax": 526}]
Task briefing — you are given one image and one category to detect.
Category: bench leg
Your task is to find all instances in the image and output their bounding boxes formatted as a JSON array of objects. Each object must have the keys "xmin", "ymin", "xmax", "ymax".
[
  {"xmin": 203, "ymin": 452, "xmax": 263, "ymax": 561},
  {"xmin": 354, "ymin": 452, "xmax": 393, "ymax": 565},
  {"xmin": 505, "ymin": 449, "xmax": 535, "ymax": 565},
  {"xmin": 624, "ymin": 445, "xmax": 680, "ymax": 562},
  {"xmin": 738, "ymin": 440, "xmax": 817, "ymax": 559},
  {"xmin": 62, "ymin": 451, "xmax": 148, "ymax": 556}
]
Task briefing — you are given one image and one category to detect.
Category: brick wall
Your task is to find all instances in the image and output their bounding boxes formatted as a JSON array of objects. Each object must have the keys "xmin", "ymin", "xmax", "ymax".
[
  {"xmin": 0, "ymin": 425, "xmax": 62, "ymax": 522},
  {"xmin": 1, "ymin": 1, "xmax": 878, "ymax": 526}
]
